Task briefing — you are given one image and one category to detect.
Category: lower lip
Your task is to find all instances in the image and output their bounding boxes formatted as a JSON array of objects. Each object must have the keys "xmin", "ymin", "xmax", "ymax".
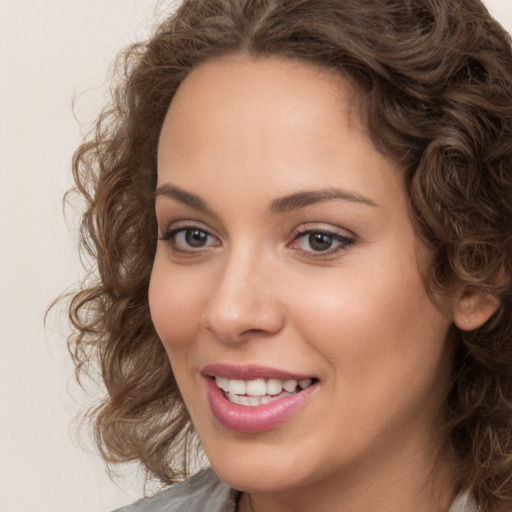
[{"xmin": 205, "ymin": 378, "xmax": 317, "ymax": 433}]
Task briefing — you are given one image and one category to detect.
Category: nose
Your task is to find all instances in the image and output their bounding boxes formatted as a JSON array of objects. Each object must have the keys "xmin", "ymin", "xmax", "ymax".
[{"xmin": 201, "ymin": 248, "xmax": 285, "ymax": 343}]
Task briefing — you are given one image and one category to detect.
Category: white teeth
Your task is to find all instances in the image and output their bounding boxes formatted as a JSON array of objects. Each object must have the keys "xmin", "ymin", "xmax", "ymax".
[
  {"xmin": 247, "ymin": 395, "xmax": 260, "ymax": 406},
  {"xmin": 234, "ymin": 391, "xmax": 293, "ymax": 406},
  {"xmin": 228, "ymin": 379, "xmax": 246, "ymax": 395},
  {"xmin": 299, "ymin": 379, "xmax": 312, "ymax": 389},
  {"xmin": 238, "ymin": 395, "xmax": 259, "ymax": 406},
  {"xmin": 214, "ymin": 375, "xmax": 315, "ymax": 406},
  {"xmin": 266, "ymin": 378, "xmax": 283, "ymax": 395},
  {"xmin": 246, "ymin": 379, "xmax": 267, "ymax": 396},
  {"xmin": 227, "ymin": 392, "xmax": 241, "ymax": 405},
  {"xmin": 260, "ymin": 395, "xmax": 272, "ymax": 405},
  {"xmin": 283, "ymin": 379, "xmax": 298, "ymax": 393},
  {"xmin": 215, "ymin": 376, "xmax": 230, "ymax": 392}
]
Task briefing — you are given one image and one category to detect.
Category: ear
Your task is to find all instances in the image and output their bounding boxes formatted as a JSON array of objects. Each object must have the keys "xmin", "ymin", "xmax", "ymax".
[{"xmin": 453, "ymin": 286, "xmax": 501, "ymax": 331}]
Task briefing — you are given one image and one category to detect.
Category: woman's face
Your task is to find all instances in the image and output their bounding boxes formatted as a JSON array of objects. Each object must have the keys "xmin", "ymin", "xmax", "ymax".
[{"xmin": 150, "ymin": 56, "xmax": 456, "ymax": 504}]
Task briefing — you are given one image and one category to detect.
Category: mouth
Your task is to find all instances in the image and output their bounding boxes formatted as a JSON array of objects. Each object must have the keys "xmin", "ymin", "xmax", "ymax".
[
  {"xmin": 201, "ymin": 364, "xmax": 318, "ymax": 432},
  {"xmin": 214, "ymin": 376, "xmax": 315, "ymax": 406}
]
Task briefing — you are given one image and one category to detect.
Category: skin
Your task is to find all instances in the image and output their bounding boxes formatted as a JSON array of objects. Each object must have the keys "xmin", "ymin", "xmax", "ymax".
[{"xmin": 149, "ymin": 55, "xmax": 461, "ymax": 512}]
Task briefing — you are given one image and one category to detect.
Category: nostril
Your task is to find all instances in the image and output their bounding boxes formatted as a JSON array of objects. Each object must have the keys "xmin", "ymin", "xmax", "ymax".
[{"xmin": 240, "ymin": 328, "xmax": 265, "ymax": 336}]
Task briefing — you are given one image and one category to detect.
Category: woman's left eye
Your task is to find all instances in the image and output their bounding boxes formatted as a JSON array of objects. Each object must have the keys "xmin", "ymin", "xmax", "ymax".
[
  {"xmin": 159, "ymin": 226, "xmax": 220, "ymax": 252},
  {"xmin": 289, "ymin": 229, "xmax": 354, "ymax": 255}
]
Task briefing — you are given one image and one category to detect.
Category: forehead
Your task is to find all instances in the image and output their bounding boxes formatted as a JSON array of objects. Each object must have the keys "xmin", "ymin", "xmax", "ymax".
[
  {"xmin": 165, "ymin": 54, "xmax": 354, "ymax": 117},
  {"xmin": 157, "ymin": 55, "xmax": 403, "ymax": 210},
  {"xmin": 158, "ymin": 55, "xmax": 365, "ymax": 159}
]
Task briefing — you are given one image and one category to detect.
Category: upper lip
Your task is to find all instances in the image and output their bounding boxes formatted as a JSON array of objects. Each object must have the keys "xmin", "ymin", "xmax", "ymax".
[{"xmin": 201, "ymin": 363, "xmax": 316, "ymax": 381}]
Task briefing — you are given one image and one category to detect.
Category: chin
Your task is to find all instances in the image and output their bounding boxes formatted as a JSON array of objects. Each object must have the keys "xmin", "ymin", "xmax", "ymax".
[
  {"xmin": 204, "ymin": 439, "xmax": 321, "ymax": 494},
  {"xmin": 214, "ymin": 462, "xmax": 306, "ymax": 494}
]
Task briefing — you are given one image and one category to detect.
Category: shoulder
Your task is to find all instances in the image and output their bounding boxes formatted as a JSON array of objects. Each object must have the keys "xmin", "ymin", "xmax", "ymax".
[{"xmin": 111, "ymin": 469, "xmax": 239, "ymax": 512}]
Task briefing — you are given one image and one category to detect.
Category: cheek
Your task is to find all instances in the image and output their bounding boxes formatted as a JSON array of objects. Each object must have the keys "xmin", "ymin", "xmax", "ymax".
[
  {"xmin": 288, "ymin": 265, "xmax": 453, "ymax": 438},
  {"xmin": 288, "ymin": 255, "xmax": 451, "ymax": 378},
  {"xmin": 148, "ymin": 257, "xmax": 207, "ymax": 353}
]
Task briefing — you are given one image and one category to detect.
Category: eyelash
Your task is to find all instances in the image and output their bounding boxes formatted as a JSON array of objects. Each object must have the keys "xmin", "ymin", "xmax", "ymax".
[
  {"xmin": 158, "ymin": 224, "xmax": 220, "ymax": 253},
  {"xmin": 290, "ymin": 228, "xmax": 354, "ymax": 257},
  {"xmin": 158, "ymin": 224, "xmax": 355, "ymax": 257}
]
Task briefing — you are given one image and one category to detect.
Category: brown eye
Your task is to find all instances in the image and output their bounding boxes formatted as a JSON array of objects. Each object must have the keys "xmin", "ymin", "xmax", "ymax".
[
  {"xmin": 185, "ymin": 228, "xmax": 209, "ymax": 247},
  {"xmin": 289, "ymin": 228, "xmax": 354, "ymax": 256},
  {"xmin": 308, "ymin": 232, "xmax": 334, "ymax": 251},
  {"xmin": 159, "ymin": 225, "xmax": 220, "ymax": 252}
]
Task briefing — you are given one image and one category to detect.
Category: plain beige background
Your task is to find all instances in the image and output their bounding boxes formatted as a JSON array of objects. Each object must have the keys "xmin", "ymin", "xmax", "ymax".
[{"xmin": 0, "ymin": 1, "xmax": 510, "ymax": 511}]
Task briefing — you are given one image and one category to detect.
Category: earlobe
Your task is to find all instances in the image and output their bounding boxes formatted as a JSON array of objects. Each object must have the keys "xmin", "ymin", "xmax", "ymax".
[{"xmin": 453, "ymin": 286, "xmax": 501, "ymax": 331}]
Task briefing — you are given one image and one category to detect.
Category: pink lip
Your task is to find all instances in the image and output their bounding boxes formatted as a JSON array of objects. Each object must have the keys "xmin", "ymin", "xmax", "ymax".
[
  {"xmin": 202, "ymin": 364, "xmax": 318, "ymax": 433},
  {"xmin": 201, "ymin": 363, "xmax": 314, "ymax": 381}
]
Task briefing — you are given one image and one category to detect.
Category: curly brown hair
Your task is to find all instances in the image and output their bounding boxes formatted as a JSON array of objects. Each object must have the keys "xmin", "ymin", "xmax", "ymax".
[{"xmin": 68, "ymin": 0, "xmax": 512, "ymax": 509}]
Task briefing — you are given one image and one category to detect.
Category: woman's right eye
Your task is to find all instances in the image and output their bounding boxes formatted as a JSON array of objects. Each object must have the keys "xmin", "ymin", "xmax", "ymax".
[{"xmin": 158, "ymin": 226, "xmax": 220, "ymax": 253}]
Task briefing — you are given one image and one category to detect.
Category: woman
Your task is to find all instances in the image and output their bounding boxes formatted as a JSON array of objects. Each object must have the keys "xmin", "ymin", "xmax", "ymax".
[{"xmin": 68, "ymin": 0, "xmax": 512, "ymax": 510}]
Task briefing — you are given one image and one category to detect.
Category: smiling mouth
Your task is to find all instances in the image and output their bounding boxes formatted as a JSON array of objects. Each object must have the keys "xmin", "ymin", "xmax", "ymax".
[{"xmin": 214, "ymin": 376, "xmax": 316, "ymax": 406}]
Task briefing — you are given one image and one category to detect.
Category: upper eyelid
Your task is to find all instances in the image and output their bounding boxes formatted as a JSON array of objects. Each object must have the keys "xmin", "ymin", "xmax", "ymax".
[
  {"xmin": 157, "ymin": 219, "xmax": 356, "ymax": 245},
  {"xmin": 156, "ymin": 213, "xmax": 229, "ymax": 240},
  {"xmin": 292, "ymin": 228, "xmax": 354, "ymax": 244},
  {"xmin": 292, "ymin": 223, "xmax": 356, "ymax": 239},
  {"xmin": 159, "ymin": 220, "xmax": 215, "ymax": 235}
]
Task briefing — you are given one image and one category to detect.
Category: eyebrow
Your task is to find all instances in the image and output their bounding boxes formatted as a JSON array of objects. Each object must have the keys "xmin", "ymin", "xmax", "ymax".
[
  {"xmin": 155, "ymin": 183, "xmax": 379, "ymax": 215},
  {"xmin": 155, "ymin": 183, "xmax": 215, "ymax": 216},
  {"xmin": 268, "ymin": 188, "xmax": 379, "ymax": 214}
]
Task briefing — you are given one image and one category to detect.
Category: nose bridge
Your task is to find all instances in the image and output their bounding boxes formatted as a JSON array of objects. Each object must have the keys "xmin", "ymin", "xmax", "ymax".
[{"xmin": 202, "ymin": 240, "xmax": 284, "ymax": 342}]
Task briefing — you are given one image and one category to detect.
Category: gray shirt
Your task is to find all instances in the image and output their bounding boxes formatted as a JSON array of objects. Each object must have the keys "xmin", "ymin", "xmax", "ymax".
[
  {"xmin": 112, "ymin": 468, "xmax": 478, "ymax": 512},
  {"xmin": 112, "ymin": 470, "xmax": 238, "ymax": 512}
]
